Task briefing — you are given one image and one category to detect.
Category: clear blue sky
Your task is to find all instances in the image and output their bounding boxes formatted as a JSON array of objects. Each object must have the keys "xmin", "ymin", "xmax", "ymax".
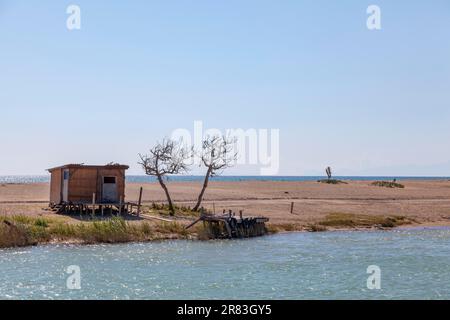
[{"xmin": 1, "ymin": 0, "xmax": 449, "ymax": 175}]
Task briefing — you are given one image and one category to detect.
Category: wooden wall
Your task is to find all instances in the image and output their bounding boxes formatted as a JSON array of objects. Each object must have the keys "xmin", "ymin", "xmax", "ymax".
[
  {"xmin": 68, "ymin": 167, "xmax": 126, "ymax": 203},
  {"xmin": 49, "ymin": 168, "xmax": 62, "ymax": 204}
]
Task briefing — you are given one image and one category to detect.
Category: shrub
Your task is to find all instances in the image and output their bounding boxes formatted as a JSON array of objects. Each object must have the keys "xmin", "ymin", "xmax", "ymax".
[
  {"xmin": 371, "ymin": 181, "xmax": 405, "ymax": 188},
  {"xmin": 317, "ymin": 179, "xmax": 347, "ymax": 185}
]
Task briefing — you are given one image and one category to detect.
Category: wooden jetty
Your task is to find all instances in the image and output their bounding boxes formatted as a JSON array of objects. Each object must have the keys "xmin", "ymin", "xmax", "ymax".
[{"xmin": 187, "ymin": 210, "xmax": 269, "ymax": 239}]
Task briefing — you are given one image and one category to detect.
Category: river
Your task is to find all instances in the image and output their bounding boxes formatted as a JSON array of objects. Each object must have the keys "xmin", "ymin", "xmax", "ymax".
[{"xmin": 1, "ymin": 228, "xmax": 449, "ymax": 299}]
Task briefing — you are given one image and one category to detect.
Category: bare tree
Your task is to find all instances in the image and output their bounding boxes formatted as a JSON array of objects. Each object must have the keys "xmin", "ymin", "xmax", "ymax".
[
  {"xmin": 139, "ymin": 139, "xmax": 190, "ymax": 215},
  {"xmin": 326, "ymin": 166, "xmax": 332, "ymax": 180},
  {"xmin": 193, "ymin": 136, "xmax": 237, "ymax": 212}
]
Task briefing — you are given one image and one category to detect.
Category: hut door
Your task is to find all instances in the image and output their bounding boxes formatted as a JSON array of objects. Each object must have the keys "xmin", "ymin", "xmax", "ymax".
[
  {"xmin": 62, "ymin": 169, "xmax": 69, "ymax": 202},
  {"xmin": 102, "ymin": 177, "xmax": 118, "ymax": 203}
]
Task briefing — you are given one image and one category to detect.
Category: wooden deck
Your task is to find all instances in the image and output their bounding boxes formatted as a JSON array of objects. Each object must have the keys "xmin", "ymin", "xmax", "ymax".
[
  {"xmin": 50, "ymin": 201, "xmax": 142, "ymax": 216},
  {"xmin": 50, "ymin": 188, "xmax": 144, "ymax": 217}
]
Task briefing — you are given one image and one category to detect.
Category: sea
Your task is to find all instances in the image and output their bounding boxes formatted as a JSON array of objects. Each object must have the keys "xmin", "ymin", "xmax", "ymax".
[{"xmin": 0, "ymin": 175, "xmax": 448, "ymax": 184}]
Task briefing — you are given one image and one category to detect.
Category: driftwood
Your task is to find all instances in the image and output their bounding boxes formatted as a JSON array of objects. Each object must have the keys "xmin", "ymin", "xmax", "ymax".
[
  {"xmin": 185, "ymin": 217, "xmax": 203, "ymax": 230},
  {"xmin": 140, "ymin": 214, "xmax": 174, "ymax": 222},
  {"xmin": 3, "ymin": 220, "xmax": 13, "ymax": 227}
]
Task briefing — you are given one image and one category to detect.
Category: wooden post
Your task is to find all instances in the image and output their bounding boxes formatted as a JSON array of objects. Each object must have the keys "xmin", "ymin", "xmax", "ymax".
[
  {"xmin": 290, "ymin": 202, "xmax": 294, "ymax": 214},
  {"xmin": 137, "ymin": 187, "xmax": 143, "ymax": 217},
  {"xmin": 224, "ymin": 220, "xmax": 232, "ymax": 238},
  {"xmin": 119, "ymin": 196, "xmax": 123, "ymax": 216},
  {"xmin": 92, "ymin": 193, "xmax": 96, "ymax": 216},
  {"xmin": 239, "ymin": 210, "xmax": 243, "ymax": 220}
]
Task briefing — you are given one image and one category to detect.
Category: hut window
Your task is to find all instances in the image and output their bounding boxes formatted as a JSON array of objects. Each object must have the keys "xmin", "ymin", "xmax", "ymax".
[
  {"xmin": 103, "ymin": 177, "xmax": 116, "ymax": 184},
  {"xmin": 63, "ymin": 171, "xmax": 69, "ymax": 180}
]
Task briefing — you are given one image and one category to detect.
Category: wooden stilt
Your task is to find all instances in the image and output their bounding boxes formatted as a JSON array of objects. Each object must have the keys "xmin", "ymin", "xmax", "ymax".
[
  {"xmin": 92, "ymin": 193, "xmax": 96, "ymax": 217},
  {"xmin": 119, "ymin": 196, "xmax": 123, "ymax": 216}
]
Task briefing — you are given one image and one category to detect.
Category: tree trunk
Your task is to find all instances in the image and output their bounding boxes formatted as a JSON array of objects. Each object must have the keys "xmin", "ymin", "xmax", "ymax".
[
  {"xmin": 193, "ymin": 167, "xmax": 212, "ymax": 212},
  {"xmin": 157, "ymin": 175, "xmax": 175, "ymax": 215}
]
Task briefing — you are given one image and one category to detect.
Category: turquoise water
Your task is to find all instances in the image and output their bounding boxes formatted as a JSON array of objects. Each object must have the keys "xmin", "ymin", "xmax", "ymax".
[
  {"xmin": 1, "ymin": 175, "xmax": 449, "ymax": 184},
  {"xmin": 1, "ymin": 229, "xmax": 450, "ymax": 300}
]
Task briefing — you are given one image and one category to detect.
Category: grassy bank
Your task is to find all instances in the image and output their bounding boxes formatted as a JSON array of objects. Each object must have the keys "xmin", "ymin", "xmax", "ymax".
[
  {"xmin": 268, "ymin": 213, "xmax": 415, "ymax": 233},
  {"xmin": 1, "ymin": 211, "xmax": 418, "ymax": 248},
  {"xmin": 0, "ymin": 215, "xmax": 197, "ymax": 248}
]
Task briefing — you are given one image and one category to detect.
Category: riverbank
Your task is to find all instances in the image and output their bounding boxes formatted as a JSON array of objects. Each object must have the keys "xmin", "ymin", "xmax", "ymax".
[
  {"xmin": 1, "ymin": 179, "xmax": 450, "ymax": 248},
  {"xmin": 0, "ymin": 215, "xmax": 202, "ymax": 248},
  {"xmin": 0, "ymin": 213, "xmax": 418, "ymax": 249}
]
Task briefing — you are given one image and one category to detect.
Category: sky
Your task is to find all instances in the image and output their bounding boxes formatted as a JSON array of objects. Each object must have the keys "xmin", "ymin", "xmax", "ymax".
[{"xmin": 0, "ymin": 0, "xmax": 449, "ymax": 176}]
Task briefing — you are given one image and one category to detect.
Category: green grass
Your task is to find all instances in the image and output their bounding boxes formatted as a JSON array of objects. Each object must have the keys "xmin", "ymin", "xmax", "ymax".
[
  {"xmin": 266, "ymin": 223, "xmax": 304, "ymax": 234},
  {"xmin": 371, "ymin": 181, "xmax": 405, "ymax": 188},
  {"xmin": 0, "ymin": 215, "xmax": 193, "ymax": 248},
  {"xmin": 317, "ymin": 213, "xmax": 412, "ymax": 229},
  {"xmin": 153, "ymin": 221, "xmax": 190, "ymax": 237},
  {"xmin": 34, "ymin": 218, "xmax": 49, "ymax": 228},
  {"xmin": 146, "ymin": 203, "xmax": 201, "ymax": 217}
]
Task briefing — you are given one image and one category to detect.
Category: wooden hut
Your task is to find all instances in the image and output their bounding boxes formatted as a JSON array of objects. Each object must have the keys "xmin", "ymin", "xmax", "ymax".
[{"xmin": 48, "ymin": 164, "xmax": 129, "ymax": 207}]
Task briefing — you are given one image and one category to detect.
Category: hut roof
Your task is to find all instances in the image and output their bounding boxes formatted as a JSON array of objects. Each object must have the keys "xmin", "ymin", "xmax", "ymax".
[{"xmin": 47, "ymin": 164, "xmax": 129, "ymax": 172}]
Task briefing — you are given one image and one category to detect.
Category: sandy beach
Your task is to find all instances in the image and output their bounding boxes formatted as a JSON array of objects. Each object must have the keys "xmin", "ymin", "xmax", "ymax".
[{"xmin": 1, "ymin": 179, "xmax": 450, "ymax": 228}]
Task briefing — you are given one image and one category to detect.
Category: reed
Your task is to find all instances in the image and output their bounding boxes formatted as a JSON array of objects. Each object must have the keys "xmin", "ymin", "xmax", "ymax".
[{"xmin": 0, "ymin": 215, "xmax": 193, "ymax": 248}]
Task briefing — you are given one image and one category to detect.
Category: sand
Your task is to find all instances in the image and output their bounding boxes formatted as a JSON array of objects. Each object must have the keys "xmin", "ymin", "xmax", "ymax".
[{"xmin": 1, "ymin": 179, "xmax": 450, "ymax": 228}]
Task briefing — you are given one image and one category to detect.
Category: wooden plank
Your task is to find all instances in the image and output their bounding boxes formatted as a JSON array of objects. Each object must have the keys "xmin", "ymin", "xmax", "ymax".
[
  {"xmin": 140, "ymin": 214, "xmax": 174, "ymax": 222},
  {"xmin": 185, "ymin": 217, "xmax": 202, "ymax": 230},
  {"xmin": 137, "ymin": 187, "xmax": 143, "ymax": 217}
]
